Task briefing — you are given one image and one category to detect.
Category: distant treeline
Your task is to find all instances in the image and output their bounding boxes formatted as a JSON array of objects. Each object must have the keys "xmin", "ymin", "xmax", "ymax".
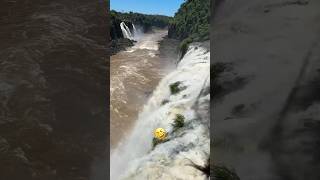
[
  {"xmin": 168, "ymin": 0, "xmax": 210, "ymax": 55},
  {"xmin": 110, "ymin": 10, "xmax": 172, "ymax": 39}
]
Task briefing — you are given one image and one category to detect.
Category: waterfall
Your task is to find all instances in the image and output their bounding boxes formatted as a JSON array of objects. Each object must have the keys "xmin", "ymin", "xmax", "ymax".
[
  {"xmin": 120, "ymin": 22, "xmax": 133, "ymax": 40},
  {"xmin": 132, "ymin": 23, "xmax": 137, "ymax": 36},
  {"xmin": 110, "ymin": 43, "xmax": 210, "ymax": 180}
]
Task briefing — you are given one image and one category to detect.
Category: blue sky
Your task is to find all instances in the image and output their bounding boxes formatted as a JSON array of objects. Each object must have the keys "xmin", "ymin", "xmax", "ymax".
[{"xmin": 110, "ymin": 0, "xmax": 185, "ymax": 17}]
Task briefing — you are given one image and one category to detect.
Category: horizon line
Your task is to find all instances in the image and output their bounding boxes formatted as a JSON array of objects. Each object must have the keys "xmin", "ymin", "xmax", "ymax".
[{"xmin": 110, "ymin": 9, "xmax": 175, "ymax": 17}]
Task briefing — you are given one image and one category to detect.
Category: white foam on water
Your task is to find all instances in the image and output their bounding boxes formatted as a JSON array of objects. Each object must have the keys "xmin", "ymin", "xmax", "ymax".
[{"xmin": 110, "ymin": 43, "xmax": 210, "ymax": 180}]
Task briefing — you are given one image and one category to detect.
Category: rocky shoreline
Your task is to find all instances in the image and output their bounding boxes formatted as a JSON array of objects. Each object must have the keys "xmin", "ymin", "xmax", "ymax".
[{"xmin": 110, "ymin": 38, "xmax": 134, "ymax": 55}]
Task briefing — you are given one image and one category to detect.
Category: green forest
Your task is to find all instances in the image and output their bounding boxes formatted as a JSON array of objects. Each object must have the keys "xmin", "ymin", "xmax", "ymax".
[
  {"xmin": 111, "ymin": 10, "xmax": 171, "ymax": 30},
  {"xmin": 168, "ymin": 0, "xmax": 210, "ymax": 55},
  {"xmin": 111, "ymin": 0, "xmax": 210, "ymax": 56},
  {"xmin": 169, "ymin": 0, "xmax": 210, "ymax": 40},
  {"xmin": 110, "ymin": 10, "xmax": 171, "ymax": 39}
]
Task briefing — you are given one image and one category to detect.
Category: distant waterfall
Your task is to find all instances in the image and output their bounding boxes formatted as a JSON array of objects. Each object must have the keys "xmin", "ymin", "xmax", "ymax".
[
  {"xmin": 132, "ymin": 23, "xmax": 137, "ymax": 36},
  {"xmin": 120, "ymin": 22, "xmax": 140, "ymax": 40},
  {"xmin": 120, "ymin": 22, "xmax": 133, "ymax": 40}
]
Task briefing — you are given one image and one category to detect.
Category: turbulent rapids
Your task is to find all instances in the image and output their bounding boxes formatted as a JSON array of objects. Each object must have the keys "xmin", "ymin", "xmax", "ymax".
[
  {"xmin": 111, "ymin": 22, "xmax": 210, "ymax": 179},
  {"xmin": 110, "ymin": 23, "xmax": 170, "ymax": 148}
]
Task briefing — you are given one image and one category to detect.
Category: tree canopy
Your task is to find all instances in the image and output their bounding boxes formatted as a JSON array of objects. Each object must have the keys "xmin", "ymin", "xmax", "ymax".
[
  {"xmin": 111, "ymin": 10, "xmax": 172, "ymax": 32},
  {"xmin": 168, "ymin": 0, "xmax": 210, "ymax": 41}
]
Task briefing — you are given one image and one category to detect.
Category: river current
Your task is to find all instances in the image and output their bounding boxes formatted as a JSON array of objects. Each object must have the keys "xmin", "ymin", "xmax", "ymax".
[{"xmin": 110, "ymin": 29, "xmax": 170, "ymax": 148}]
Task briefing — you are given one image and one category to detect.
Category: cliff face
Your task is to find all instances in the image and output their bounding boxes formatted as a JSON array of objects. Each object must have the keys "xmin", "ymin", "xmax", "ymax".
[
  {"xmin": 110, "ymin": 17, "xmax": 134, "ymax": 40},
  {"xmin": 111, "ymin": 16, "xmax": 124, "ymax": 39},
  {"xmin": 110, "ymin": 18, "xmax": 134, "ymax": 55},
  {"xmin": 0, "ymin": 0, "xmax": 108, "ymax": 179}
]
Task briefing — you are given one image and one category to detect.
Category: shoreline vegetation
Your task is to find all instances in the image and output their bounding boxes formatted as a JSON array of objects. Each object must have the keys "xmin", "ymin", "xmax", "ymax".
[
  {"xmin": 110, "ymin": 0, "xmax": 210, "ymax": 58},
  {"xmin": 168, "ymin": 0, "xmax": 210, "ymax": 57},
  {"xmin": 110, "ymin": 10, "xmax": 171, "ymax": 37},
  {"xmin": 110, "ymin": 10, "xmax": 171, "ymax": 54}
]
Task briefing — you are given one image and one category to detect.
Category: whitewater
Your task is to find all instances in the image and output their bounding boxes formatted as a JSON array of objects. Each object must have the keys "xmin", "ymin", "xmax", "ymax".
[
  {"xmin": 110, "ymin": 23, "xmax": 169, "ymax": 147},
  {"xmin": 120, "ymin": 22, "xmax": 134, "ymax": 40},
  {"xmin": 111, "ymin": 22, "xmax": 210, "ymax": 180}
]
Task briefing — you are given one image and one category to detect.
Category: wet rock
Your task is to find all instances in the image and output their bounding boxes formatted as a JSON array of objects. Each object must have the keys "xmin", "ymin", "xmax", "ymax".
[{"xmin": 110, "ymin": 38, "xmax": 134, "ymax": 55}]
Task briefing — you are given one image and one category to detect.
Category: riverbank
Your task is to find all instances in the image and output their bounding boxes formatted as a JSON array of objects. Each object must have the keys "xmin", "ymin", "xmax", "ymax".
[{"xmin": 110, "ymin": 38, "xmax": 134, "ymax": 55}]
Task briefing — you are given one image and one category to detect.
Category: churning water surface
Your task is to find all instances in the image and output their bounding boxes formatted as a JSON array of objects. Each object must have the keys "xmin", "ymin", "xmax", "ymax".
[{"xmin": 110, "ymin": 29, "xmax": 170, "ymax": 149}]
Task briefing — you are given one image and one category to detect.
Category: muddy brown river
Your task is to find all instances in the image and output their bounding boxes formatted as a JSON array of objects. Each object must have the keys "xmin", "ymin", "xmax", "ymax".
[{"xmin": 110, "ymin": 29, "xmax": 174, "ymax": 149}]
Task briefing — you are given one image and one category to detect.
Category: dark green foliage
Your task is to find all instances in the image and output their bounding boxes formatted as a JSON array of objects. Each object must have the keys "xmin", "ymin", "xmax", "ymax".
[
  {"xmin": 152, "ymin": 137, "xmax": 168, "ymax": 149},
  {"xmin": 168, "ymin": 0, "xmax": 210, "ymax": 57},
  {"xmin": 110, "ymin": 10, "xmax": 172, "ymax": 40},
  {"xmin": 211, "ymin": 165, "xmax": 240, "ymax": 180},
  {"xmin": 168, "ymin": 0, "xmax": 210, "ymax": 41},
  {"xmin": 110, "ymin": 12, "xmax": 124, "ymax": 39},
  {"xmin": 179, "ymin": 37, "xmax": 193, "ymax": 57},
  {"xmin": 172, "ymin": 114, "xmax": 185, "ymax": 130},
  {"xmin": 169, "ymin": 81, "xmax": 185, "ymax": 95},
  {"xmin": 115, "ymin": 11, "xmax": 170, "ymax": 23},
  {"xmin": 111, "ymin": 10, "xmax": 171, "ymax": 30},
  {"xmin": 152, "ymin": 137, "xmax": 161, "ymax": 149}
]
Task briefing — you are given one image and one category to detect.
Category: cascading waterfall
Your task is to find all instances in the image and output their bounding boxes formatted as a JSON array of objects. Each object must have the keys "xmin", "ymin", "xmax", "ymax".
[
  {"xmin": 132, "ymin": 23, "xmax": 137, "ymax": 36},
  {"xmin": 120, "ymin": 22, "xmax": 139, "ymax": 40},
  {"xmin": 110, "ymin": 43, "xmax": 210, "ymax": 180},
  {"xmin": 120, "ymin": 22, "xmax": 133, "ymax": 39}
]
